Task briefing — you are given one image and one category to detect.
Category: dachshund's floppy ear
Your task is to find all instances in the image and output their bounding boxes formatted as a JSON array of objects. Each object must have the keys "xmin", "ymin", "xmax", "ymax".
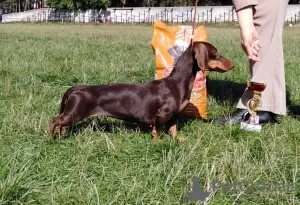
[
  {"xmin": 192, "ymin": 42, "xmax": 234, "ymax": 72},
  {"xmin": 192, "ymin": 42, "xmax": 209, "ymax": 71}
]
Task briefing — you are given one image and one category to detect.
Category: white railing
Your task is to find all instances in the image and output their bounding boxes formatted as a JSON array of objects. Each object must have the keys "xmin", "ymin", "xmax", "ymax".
[{"xmin": 1, "ymin": 6, "xmax": 300, "ymax": 25}]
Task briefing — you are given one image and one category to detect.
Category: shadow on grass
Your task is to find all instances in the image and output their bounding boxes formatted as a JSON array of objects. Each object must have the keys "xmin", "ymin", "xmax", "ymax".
[
  {"xmin": 206, "ymin": 77, "xmax": 300, "ymax": 119},
  {"xmin": 206, "ymin": 77, "xmax": 245, "ymax": 106},
  {"xmin": 58, "ymin": 115, "xmax": 207, "ymax": 139},
  {"xmin": 61, "ymin": 118, "xmax": 151, "ymax": 139},
  {"xmin": 286, "ymin": 92, "xmax": 300, "ymax": 119},
  {"xmin": 56, "ymin": 113, "xmax": 208, "ymax": 138}
]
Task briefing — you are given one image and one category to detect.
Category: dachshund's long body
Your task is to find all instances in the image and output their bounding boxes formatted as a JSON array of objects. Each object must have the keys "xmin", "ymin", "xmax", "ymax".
[{"xmin": 50, "ymin": 42, "xmax": 234, "ymax": 141}]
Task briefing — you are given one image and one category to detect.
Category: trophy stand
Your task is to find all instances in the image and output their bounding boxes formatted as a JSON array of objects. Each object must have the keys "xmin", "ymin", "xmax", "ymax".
[{"xmin": 240, "ymin": 81, "xmax": 266, "ymax": 132}]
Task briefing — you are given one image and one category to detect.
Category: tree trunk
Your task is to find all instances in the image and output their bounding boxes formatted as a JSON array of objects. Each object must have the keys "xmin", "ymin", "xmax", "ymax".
[
  {"xmin": 25, "ymin": 0, "xmax": 30, "ymax": 10},
  {"xmin": 121, "ymin": 0, "xmax": 125, "ymax": 8}
]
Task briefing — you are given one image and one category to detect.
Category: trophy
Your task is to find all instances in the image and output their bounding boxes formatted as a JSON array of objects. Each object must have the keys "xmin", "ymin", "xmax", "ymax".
[{"xmin": 240, "ymin": 81, "xmax": 266, "ymax": 132}]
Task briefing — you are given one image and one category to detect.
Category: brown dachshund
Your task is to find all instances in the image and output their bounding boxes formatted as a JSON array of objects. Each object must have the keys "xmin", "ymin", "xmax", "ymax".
[{"xmin": 50, "ymin": 42, "xmax": 234, "ymax": 141}]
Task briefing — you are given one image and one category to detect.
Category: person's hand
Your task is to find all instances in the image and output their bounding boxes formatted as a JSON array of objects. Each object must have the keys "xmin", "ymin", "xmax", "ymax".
[
  {"xmin": 240, "ymin": 25, "xmax": 261, "ymax": 62},
  {"xmin": 236, "ymin": 6, "xmax": 262, "ymax": 62}
]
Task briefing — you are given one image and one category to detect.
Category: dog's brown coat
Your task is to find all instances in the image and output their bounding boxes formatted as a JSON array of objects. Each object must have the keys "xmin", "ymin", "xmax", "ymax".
[{"xmin": 50, "ymin": 42, "xmax": 234, "ymax": 141}]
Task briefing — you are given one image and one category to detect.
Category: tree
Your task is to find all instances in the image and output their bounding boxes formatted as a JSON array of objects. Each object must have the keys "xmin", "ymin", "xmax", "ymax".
[
  {"xmin": 1, "ymin": 0, "xmax": 299, "ymax": 13},
  {"xmin": 109, "ymin": 0, "xmax": 234, "ymax": 7},
  {"xmin": 0, "ymin": 0, "xmax": 20, "ymax": 12},
  {"xmin": 46, "ymin": 0, "xmax": 109, "ymax": 10}
]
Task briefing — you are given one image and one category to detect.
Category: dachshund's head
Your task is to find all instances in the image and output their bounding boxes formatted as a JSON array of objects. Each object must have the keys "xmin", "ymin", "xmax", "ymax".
[{"xmin": 192, "ymin": 41, "xmax": 234, "ymax": 72}]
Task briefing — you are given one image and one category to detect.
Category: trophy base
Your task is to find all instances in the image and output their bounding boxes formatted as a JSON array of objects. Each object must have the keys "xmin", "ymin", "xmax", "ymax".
[{"xmin": 240, "ymin": 122, "xmax": 262, "ymax": 132}]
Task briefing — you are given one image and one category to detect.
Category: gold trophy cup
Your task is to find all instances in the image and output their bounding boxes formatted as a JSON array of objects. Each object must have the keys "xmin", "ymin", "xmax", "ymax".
[{"xmin": 240, "ymin": 81, "xmax": 266, "ymax": 132}]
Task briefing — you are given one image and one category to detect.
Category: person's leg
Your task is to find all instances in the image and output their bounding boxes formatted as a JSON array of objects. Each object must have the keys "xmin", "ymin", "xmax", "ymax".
[
  {"xmin": 236, "ymin": 0, "xmax": 289, "ymax": 115},
  {"xmin": 217, "ymin": 0, "xmax": 289, "ymax": 125}
]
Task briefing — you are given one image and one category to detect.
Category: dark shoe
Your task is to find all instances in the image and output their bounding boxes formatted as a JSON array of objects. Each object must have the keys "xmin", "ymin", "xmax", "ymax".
[
  {"xmin": 216, "ymin": 109, "xmax": 279, "ymax": 125},
  {"xmin": 256, "ymin": 110, "xmax": 280, "ymax": 124},
  {"xmin": 216, "ymin": 109, "xmax": 248, "ymax": 125}
]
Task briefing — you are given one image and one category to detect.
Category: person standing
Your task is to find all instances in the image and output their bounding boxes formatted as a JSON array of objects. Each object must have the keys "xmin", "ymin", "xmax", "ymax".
[{"xmin": 217, "ymin": 0, "xmax": 290, "ymax": 125}]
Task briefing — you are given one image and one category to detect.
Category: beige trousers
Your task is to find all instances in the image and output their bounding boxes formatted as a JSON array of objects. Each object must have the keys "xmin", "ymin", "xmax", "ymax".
[{"xmin": 236, "ymin": 0, "xmax": 289, "ymax": 115}]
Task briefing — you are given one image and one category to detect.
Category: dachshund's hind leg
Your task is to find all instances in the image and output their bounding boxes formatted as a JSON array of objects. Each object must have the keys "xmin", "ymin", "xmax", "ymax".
[{"xmin": 50, "ymin": 93, "xmax": 93, "ymax": 139}]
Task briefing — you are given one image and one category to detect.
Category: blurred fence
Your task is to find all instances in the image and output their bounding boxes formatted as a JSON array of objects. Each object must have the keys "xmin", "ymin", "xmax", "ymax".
[
  {"xmin": 110, "ymin": 7, "xmax": 237, "ymax": 24},
  {"xmin": 1, "ymin": 6, "xmax": 300, "ymax": 25},
  {"xmin": 286, "ymin": 12, "xmax": 300, "ymax": 24}
]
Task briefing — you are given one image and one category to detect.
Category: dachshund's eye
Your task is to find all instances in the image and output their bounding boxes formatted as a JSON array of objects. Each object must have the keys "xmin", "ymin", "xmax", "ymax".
[{"xmin": 210, "ymin": 53, "xmax": 219, "ymax": 59}]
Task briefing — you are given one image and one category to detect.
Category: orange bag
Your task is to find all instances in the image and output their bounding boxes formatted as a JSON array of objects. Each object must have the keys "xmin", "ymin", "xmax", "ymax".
[{"xmin": 151, "ymin": 20, "xmax": 208, "ymax": 119}]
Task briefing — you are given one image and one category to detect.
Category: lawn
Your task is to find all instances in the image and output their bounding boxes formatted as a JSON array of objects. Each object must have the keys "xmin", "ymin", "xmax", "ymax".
[{"xmin": 0, "ymin": 23, "xmax": 300, "ymax": 204}]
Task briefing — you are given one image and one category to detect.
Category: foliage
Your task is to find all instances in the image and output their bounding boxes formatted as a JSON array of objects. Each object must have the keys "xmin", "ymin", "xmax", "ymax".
[
  {"xmin": 109, "ymin": 0, "xmax": 233, "ymax": 7},
  {"xmin": 0, "ymin": 0, "xmax": 235, "ymax": 11},
  {"xmin": 46, "ymin": 0, "xmax": 110, "ymax": 10},
  {"xmin": 0, "ymin": 0, "xmax": 299, "ymax": 11}
]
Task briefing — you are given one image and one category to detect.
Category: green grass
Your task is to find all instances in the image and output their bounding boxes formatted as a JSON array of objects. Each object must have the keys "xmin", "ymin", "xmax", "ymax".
[{"xmin": 0, "ymin": 23, "xmax": 300, "ymax": 204}]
